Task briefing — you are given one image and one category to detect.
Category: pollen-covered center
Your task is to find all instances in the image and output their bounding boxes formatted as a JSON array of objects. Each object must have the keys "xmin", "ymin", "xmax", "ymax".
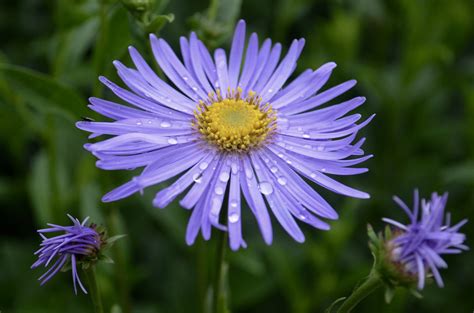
[{"xmin": 194, "ymin": 89, "xmax": 276, "ymax": 152}]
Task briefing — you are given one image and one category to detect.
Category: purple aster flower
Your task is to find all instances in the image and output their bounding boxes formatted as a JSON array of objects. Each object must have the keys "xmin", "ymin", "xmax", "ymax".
[
  {"xmin": 31, "ymin": 215, "xmax": 102, "ymax": 294},
  {"xmin": 77, "ymin": 20, "xmax": 374, "ymax": 250},
  {"xmin": 383, "ymin": 190, "xmax": 468, "ymax": 289}
]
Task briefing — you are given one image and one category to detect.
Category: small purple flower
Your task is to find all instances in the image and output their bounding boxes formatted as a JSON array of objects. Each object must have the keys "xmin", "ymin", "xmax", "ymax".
[
  {"xmin": 77, "ymin": 20, "xmax": 373, "ymax": 249},
  {"xmin": 31, "ymin": 215, "xmax": 102, "ymax": 294},
  {"xmin": 383, "ymin": 190, "xmax": 468, "ymax": 289}
]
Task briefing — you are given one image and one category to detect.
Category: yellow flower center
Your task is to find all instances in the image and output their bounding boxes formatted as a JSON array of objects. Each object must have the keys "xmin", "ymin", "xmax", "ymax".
[{"xmin": 193, "ymin": 88, "xmax": 276, "ymax": 153}]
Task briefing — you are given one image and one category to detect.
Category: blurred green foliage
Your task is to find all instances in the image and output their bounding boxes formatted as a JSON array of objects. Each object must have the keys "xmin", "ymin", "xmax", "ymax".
[{"xmin": 1, "ymin": 0, "xmax": 473, "ymax": 312}]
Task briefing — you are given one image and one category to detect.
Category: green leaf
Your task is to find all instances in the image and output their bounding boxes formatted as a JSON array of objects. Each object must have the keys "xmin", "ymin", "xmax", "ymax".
[
  {"xmin": 0, "ymin": 63, "xmax": 86, "ymax": 120},
  {"xmin": 28, "ymin": 151, "xmax": 53, "ymax": 225}
]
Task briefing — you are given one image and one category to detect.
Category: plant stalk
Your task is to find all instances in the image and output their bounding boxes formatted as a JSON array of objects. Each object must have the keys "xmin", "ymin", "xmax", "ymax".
[{"xmin": 335, "ymin": 272, "xmax": 383, "ymax": 313}]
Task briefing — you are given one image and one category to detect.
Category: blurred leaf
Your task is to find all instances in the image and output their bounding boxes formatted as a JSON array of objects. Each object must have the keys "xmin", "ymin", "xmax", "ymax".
[
  {"xmin": 0, "ymin": 63, "xmax": 86, "ymax": 120},
  {"xmin": 52, "ymin": 17, "xmax": 99, "ymax": 78},
  {"xmin": 143, "ymin": 13, "xmax": 174, "ymax": 33},
  {"xmin": 188, "ymin": 0, "xmax": 242, "ymax": 48},
  {"xmin": 28, "ymin": 151, "xmax": 53, "ymax": 224},
  {"xmin": 443, "ymin": 162, "xmax": 474, "ymax": 184}
]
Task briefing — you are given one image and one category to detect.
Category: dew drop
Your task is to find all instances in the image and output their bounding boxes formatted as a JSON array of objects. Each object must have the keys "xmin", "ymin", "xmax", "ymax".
[
  {"xmin": 303, "ymin": 133, "xmax": 310, "ymax": 138},
  {"xmin": 245, "ymin": 168, "xmax": 253, "ymax": 179},
  {"xmin": 321, "ymin": 168, "xmax": 327, "ymax": 172},
  {"xmin": 199, "ymin": 162, "xmax": 209, "ymax": 170},
  {"xmin": 193, "ymin": 173, "xmax": 202, "ymax": 184},
  {"xmin": 270, "ymin": 166, "xmax": 278, "ymax": 173},
  {"xmin": 231, "ymin": 162, "xmax": 239, "ymax": 174},
  {"xmin": 183, "ymin": 76, "xmax": 189, "ymax": 81},
  {"xmin": 277, "ymin": 177, "xmax": 287, "ymax": 186},
  {"xmin": 268, "ymin": 88, "xmax": 274, "ymax": 93},
  {"xmin": 219, "ymin": 172, "xmax": 230, "ymax": 182},
  {"xmin": 215, "ymin": 186, "xmax": 224, "ymax": 195},
  {"xmin": 160, "ymin": 121, "xmax": 171, "ymax": 128},
  {"xmin": 167, "ymin": 138, "xmax": 178, "ymax": 145},
  {"xmin": 258, "ymin": 181, "xmax": 273, "ymax": 195},
  {"xmin": 192, "ymin": 86, "xmax": 198, "ymax": 91},
  {"xmin": 136, "ymin": 121, "xmax": 143, "ymax": 126},
  {"xmin": 230, "ymin": 200, "xmax": 238, "ymax": 208},
  {"xmin": 310, "ymin": 172, "xmax": 316, "ymax": 178},
  {"xmin": 210, "ymin": 198, "xmax": 222, "ymax": 215},
  {"xmin": 228, "ymin": 213, "xmax": 240, "ymax": 223}
]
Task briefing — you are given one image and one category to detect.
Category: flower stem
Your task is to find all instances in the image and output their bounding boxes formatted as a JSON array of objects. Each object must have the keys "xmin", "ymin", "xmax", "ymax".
[
  {"xmin": 84, "ymin": 266, "xmax": 104, "ymax": 313},
  {"xmin": 335, "ymin": 272, "xmax": 383, "ymax": 313},
  {"xmin": 211, "ymin": 229, "xmax": 228, "ymax": 313}
]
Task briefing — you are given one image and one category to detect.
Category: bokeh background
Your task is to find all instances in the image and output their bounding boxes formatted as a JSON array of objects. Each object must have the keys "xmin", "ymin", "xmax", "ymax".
[{"xmin": 1, "ymin": 0, "xmax": 473, "ymax": 312}]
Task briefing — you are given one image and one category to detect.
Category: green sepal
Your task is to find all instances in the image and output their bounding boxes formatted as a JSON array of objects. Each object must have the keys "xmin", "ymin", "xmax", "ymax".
[
  {"xmin": 367, "ymin": 224, "xmax": 420, "ymax": 302},
  {"xmin": 98, "ymin": 254, "xmax": 115, "ymax": 264},
  {"xmin": 104, "ymin": 234, "xmax": 127, "ymax": 248},
  {"xmin": 384, "ymin": 286, "xmax": 395, "ymax": 303}
]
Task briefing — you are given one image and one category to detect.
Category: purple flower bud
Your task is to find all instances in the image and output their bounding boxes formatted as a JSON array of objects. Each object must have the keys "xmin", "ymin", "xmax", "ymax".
[{"xmin": 31, "ymin": 215, "xmax": 103, "ymax": 294}]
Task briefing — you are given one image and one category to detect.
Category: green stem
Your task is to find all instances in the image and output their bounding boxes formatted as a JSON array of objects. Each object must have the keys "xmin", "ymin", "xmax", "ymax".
[
  {"xmin": 211, "ymin": 230, "xmax": 228, "ymax": 313},
  {"xmin": 108, "ymin": 208, "xmax": 132, "ymax": 313},
  {"xmin": 336, "ymin": 272, "xmax": 383, "ymax": 313},
  {"xmin": 84, "ymin": 266, "xmax": 104, "ymax": 313}
]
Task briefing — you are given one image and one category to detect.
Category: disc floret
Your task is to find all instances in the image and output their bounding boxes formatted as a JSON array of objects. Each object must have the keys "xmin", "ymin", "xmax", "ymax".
[{"xmin": 193, "ymin": 88, "xmax": 276, "ymax": 153}]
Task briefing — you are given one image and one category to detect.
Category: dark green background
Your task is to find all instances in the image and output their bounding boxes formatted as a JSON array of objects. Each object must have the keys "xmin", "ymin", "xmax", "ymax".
[{"xmin": 1, "ymin": 0, "xmax": 473, "ymax": 312}]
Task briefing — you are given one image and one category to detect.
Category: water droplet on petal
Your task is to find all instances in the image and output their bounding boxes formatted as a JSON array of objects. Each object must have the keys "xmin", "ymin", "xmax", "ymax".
[
  {"xmin": 193, "ymin": 173, "xmax": 202, "ymax": 184},
  {"xmin": 167, "ymin": 138, "xmax": 178, "ymax": 145},
  {"xmin": 136, "ymin": 121, "xmax": 143, "ymax": 126},
  {"xmin": 245, "ymin": 168, "xmax": 253, "ymax": 179},
  {"xmin": 210, "ymin": 198, "xmax": 221, "ymax": 215},
  {"xmin": 259, "ymin": 181, "xmax": 273, "ymax": 195},
  {"xmin": 228, "ymin": 213, "xmax": 240, "ymax": 223},
  {"xmin": 270, "ymin": 166, "xmax": 278, "ymax": 173},
  {"xmin": 183, "ymin": 76, "xmax": 189, "ymax": 81},
  {"xmin": 268, "ymin": 88, "xmax": 274, "ymax": 93},
  {"xmin": 321, "ymin": 168, "xmax": 326, "ymax": 172},
  {"xmin": 310, "ymin": 172, "xmax": 317, "ymax": 178},
  {"xmin": 215, "ymin": 186, "xmax": 224, "ymax": 195},
  {"xmin": 277, "ymin": 177, "xmax": 287, "ymax": 186},
  {"xmin": 160, "ymin": 121, "xmax": 171, "ymax": 128},
  {"xmin": 230, "ymin": 200, "xmax": 238, "ymax": 208},
  {"xmin": 219, "ymin": 172, "xmax": 230, "ymax": 182},
  {"xmin": 231, "ymin": 162, "xmax": 239, "ymax": 174},
  {"xmin": 303, "ymin": 133, "xmax": 310, "ymax": 138},
  {"xmin": 199, "ymin": 162, "xmax": 209, "ymax": 170}
]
